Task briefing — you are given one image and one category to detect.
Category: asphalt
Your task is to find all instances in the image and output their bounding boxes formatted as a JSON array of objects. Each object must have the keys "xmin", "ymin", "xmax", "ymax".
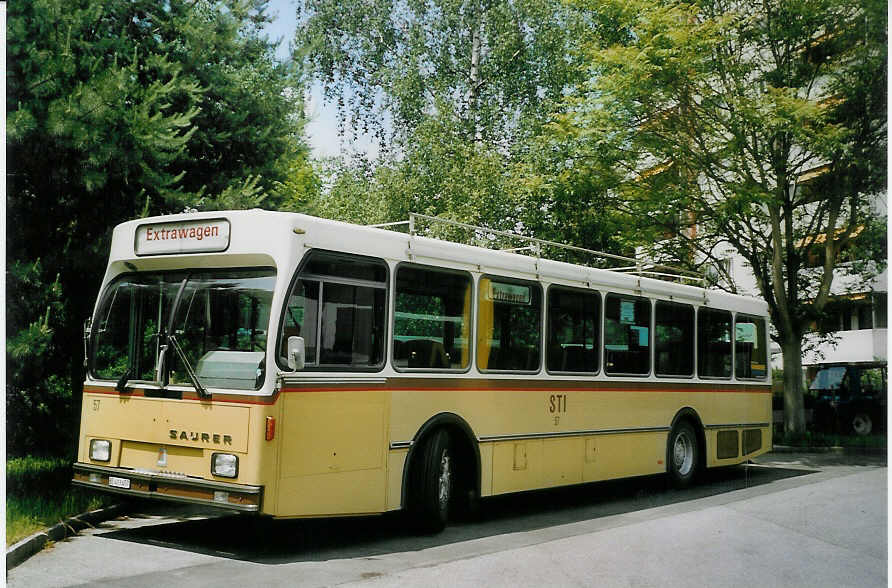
[{"xmin": 6, "ymin": 452, "xmax": 887, "ymax": 587}]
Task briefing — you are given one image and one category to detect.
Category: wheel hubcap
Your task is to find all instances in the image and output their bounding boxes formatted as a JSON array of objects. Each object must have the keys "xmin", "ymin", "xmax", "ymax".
[
  {"xmin": 673, "ymin": 432, "xmax": 693, "ymax": 476},
  {"xmin": 853, "ymin": 414, "xmax": 872, "ymax": 436},
  {"xmin": 438, "ymin": 450, "xmax": 451, "ymax": 510}
]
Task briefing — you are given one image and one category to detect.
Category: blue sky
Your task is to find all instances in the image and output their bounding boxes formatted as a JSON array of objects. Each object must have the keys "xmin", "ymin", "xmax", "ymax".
[{"xmin": 262, "ymin": 0, "xmax": 380, "ymax": 159}]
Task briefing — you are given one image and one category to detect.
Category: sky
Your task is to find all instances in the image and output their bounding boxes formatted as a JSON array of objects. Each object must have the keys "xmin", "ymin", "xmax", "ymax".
[{"xmin": 262, "ymin": 0, "xmax": 381, "ymax": 160}]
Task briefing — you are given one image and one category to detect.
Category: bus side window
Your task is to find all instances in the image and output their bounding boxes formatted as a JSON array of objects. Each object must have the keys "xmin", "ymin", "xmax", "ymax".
[
  {"xmin": 546, "ymin": 286, "xmax": 600, "ymax": 374},
  {"xmin": 604, "ymin": 294, "xmax": 651, "ymax": 376},
  {"xmin": 279, "ymin": 280, "xmax": 319, "ymax": 364},
  {"xmin": 698, "ymin": 308, "xmax": 732, "ymax": 378},
  {"xmin": 735, "ymin": 314, "xmax": 767, "ymax": 379},
  {"xmin": 281, "ymin": 251, "xmax": 387, "ymax": 370},
  {"xmin": 655, "ymin": 301, "xmax": 694, "ymax": 377},
  {"xmin": 477, "ymin": 277, "xmax": 542, "ymax": 372},
  {"xmin": 393, "ymin": 265, "xmax": 472, "ymax": 370}
]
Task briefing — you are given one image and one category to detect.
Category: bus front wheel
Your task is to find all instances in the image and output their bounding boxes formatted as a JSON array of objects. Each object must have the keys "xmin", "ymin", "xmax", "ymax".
[
  {"xmin": 409, "ymin": 428, "xmax": 452, "ymax": 533},
  {"xmin": 667, "ymin": 421, "xmax": 699, "ymax": 488}
]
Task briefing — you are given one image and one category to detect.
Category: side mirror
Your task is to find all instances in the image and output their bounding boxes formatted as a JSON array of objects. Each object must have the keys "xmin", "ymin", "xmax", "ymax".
[
  {"xmin": 82, "ymin": 317, "xmax": 92, "ymax": 368},
  {"xmin": 287, "ymin": 336, "xmax": 305, "ymax": 371},
  {"xmin": 156, "ymin": 344, "xmax": 169, "ymax": 385}
]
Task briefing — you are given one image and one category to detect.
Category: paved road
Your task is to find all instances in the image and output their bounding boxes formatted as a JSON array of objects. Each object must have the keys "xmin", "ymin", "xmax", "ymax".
[{"xmin": 8, "ymin": 453, "xmax": 886, "ymax": 587}]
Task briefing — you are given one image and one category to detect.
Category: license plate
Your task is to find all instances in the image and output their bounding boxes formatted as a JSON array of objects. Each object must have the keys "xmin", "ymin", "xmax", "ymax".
[{"xmin": 108, "ymin": 476, "xmax": 131, "ymax": 489}]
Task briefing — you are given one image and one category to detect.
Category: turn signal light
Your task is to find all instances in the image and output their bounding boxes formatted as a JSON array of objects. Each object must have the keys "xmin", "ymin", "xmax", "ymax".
[{"xmin": 265, "ymin": 416, "xmax": 276, "ymax": 441}]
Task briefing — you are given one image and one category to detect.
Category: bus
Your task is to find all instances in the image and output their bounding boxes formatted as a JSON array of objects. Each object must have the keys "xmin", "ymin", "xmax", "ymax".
[{"xmin": 73, "ymin": 210, "xmax": 772, "ymax": 531}]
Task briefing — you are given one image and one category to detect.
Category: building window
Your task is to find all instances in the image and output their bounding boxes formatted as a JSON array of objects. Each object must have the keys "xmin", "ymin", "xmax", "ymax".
[
  {"xmin": 875, "ymin": 294, "xmax": 887, "ymax": 328},
  {"xmin": 857, "ymin": 302, "xmax": 874, "ymax": 330}
]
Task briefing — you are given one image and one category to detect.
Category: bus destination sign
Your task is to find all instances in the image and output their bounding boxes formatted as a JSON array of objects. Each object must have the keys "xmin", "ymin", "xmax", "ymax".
[
  {"xmin": 488, "ymin": 281, "xmax": 531, "ymax": 305},
  {"xmin": 135, "ymin": 219, "xmax": 231, "ymax": 256}
]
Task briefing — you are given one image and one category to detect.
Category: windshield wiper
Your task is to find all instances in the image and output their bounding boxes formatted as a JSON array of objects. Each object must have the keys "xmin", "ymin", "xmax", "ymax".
[
  {"xmin": 168, "ymin": 334, "xmax": 210, "ymax": 399},
  {"xmin": 115, "ymin": 368, "xmax": 132, "ymax": 393}
]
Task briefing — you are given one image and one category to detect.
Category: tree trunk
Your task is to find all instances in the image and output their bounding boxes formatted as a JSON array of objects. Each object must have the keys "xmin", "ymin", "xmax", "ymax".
[
  {"xmin": 781, "ymin": 335, "xmax": 806, "ymax": 434},
  {"xmin": 469, "ymin": 17, "xmax": 483, "ymax": 142}
]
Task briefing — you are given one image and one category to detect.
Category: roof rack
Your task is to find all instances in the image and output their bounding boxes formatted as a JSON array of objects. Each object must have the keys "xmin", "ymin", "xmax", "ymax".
[{"xmin": 368, "ymin": 213, "xmax": 704, "ymax": 285}]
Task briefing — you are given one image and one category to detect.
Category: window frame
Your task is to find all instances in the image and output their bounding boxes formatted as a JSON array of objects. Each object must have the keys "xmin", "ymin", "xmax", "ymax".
[
  {"xmin": 276, "ymin": 250, "xmax": 389, "ymax": 373},
  {"xmin": 603, "ymin": 293, "xmax": 653, "ymax": 378},
  {"xmin": 475, "ymin": 274, "xmax": 543, "ymax": 374},
  {"xmin": 545, "ymin": 284, "xmax": 601, "ymax": 376},
  {"xmin": 391, "ymin": 262, "xmax": 474, "ymax": 374},
  {"xmin": 654, "ymin": 299, "xmax": 695, "ymax": 379},
  {"xmin": 696, "ymin": 306, "xmax": 733, "ymax": 381}
]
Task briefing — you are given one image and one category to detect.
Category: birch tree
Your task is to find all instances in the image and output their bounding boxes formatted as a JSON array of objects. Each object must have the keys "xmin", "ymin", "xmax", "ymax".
[{"xmin": 296, "ymin": 0, "xmax": 580, "ymax": 148}]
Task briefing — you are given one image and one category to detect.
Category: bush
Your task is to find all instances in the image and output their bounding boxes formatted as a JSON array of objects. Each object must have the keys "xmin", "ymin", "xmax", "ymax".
[{"xmin": 6, "ymin": 457, "xmax": 111, "ymax": 545}]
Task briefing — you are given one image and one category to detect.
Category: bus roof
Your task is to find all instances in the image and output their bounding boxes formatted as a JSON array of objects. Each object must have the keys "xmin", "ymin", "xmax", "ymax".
[{"xmin": 106, "ymin": 210, "xmax": 768, "ymax": 316}]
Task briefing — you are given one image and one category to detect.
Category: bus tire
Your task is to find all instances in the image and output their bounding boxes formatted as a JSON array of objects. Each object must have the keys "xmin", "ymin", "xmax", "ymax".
[
  {"xmin": 851, "ymin": 412, "xmax": 873, "ymax": 436},
  {"xmin": 667, "ymin": 421, "xmax": 698, "ymax": 488},
  {"xmin": 409, "ymin": 428, "xmax": 452, "ymax": 533}
]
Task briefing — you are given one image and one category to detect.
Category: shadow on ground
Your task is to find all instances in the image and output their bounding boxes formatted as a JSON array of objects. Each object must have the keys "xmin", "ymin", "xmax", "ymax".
[{"xmin": 96, "ymin": 462, "xmax": 814, "ymax": 564}]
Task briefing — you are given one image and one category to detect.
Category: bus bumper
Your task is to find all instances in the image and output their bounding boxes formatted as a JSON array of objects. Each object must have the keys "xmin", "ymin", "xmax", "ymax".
[{"xmin": 72, "ymin": 463, "xmax": 263, "ymax": 513}]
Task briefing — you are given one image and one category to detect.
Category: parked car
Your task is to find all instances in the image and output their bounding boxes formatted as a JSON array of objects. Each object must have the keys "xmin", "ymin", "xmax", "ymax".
[{"xmin": 811, "ymin": 362, "xmax": 887, "ymax": 436}]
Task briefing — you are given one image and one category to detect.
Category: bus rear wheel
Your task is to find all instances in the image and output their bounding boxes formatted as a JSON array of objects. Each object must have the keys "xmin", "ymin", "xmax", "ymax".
[
  {"xmin": 852, "ymin": 412, "xmax": 873, "ymax": 436},
  {"xmin": 409, "ymin": 429, "xmax": 452, "ymax": 533},
  {"xmin": 667, "ymin": 421, "xmax": 699, "ymax": 488}
]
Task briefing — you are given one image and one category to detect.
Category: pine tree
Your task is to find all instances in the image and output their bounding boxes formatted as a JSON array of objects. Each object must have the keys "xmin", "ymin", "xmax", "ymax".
[{"xmin": 7, "ymin": 0, "xmax": 314, "ymax": 455}]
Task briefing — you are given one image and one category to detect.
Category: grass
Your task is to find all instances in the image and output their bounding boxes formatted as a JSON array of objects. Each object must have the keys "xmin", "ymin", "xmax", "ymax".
[
  {"xmin": 773, "ymin": 430, "xmax": 887, "ymax": 449},
  {"xmin": 6, "ymin": 457, "xmax": 112, "ymax": 546}
]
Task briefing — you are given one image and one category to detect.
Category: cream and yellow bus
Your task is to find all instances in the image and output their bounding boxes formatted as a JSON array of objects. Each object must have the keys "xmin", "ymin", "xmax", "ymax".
[{"xmin": 73, "ymin": 210, "xmax": 771, "ymax": 531}]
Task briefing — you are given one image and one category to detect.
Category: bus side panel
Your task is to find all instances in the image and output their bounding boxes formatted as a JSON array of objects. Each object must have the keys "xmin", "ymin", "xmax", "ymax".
[
  {"xmin": 386, "ymin": 449, "xmax": 408, "ymax": 511},
  {"xmin": 491, "ymin": 437, "xmax": 585, "ymax": 494},
  {"xmin": 277, "ymin": 390, "xmax": 388, "ymax": 516},
  {"xmin": 491, "ymin": 440, "xmax": 543, "ymax": 494},
  {"xmin": 580, "ymin": 432, "xmax": 666, "ymax": 482},
  {"xmin": 479, "ymin": 442, "xmax": 494, "ymax": 498},
  {"xmin": 703, "ymin": 387, "xmax": 772, "ymax": 468}
]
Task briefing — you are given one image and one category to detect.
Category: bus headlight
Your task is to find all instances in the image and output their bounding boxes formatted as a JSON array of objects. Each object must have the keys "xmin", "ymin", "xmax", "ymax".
[
  {"xmin": 211, "ymin": 453, "xmax": 238, "ymax": 478},
  {"xmin": 89, "ymin": 439, "xmax": 111, "ymax": 462}
]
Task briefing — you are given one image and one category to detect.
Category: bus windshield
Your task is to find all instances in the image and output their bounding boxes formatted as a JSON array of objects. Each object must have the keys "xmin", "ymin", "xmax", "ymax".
[{"xmin": 91, "ymin": 268, "xmax": 276, "ymax": 391}]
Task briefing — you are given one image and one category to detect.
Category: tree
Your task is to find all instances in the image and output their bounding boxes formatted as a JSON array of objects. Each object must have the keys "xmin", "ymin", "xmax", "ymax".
[
  {"xmin": 159, "ymin": 1, "xmax": 311, "ymax": 210},
  {"xmin": 297, "ymin": 0, "xmax": 581, "ymax": 149},
  {"xmin": 7, "ymin": 0, "xmax": 312, "ymax": 455},
  {"xmin": 295, "ymin": 0, "xmax": 636, "ymax": 252},
  {"xmin": 554, "ymin": 0, "xmax": 886, "ymax": 433}
]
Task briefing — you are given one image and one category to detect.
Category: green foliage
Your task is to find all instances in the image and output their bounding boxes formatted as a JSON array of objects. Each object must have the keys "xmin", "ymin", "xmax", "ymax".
[
  {"xmin": 287, "ymin": 156, "xmax": 391, "ymax": 225},
  {"xmin": 552, "ymin": 0, "xmax": 887, "ymax": 433},
  {"xmin": 293, "ymin": 0, "xmax": 632, "ymax": 260},
  {"xmin": 7, "ymin": 457, "xmax": 76, "ymax": 496},
  {"xmin": 297, "ymin": 0, "xmax": 581, "ymax": 148},
  {"xmin": 6, "ymin": 262, "xmax": 71, "ymax": 457},
  {"xmin": 7, "ymin": 0, "xmax": 315, "ymax": 457},
  {"xmin": 6, "ymin": 457, "xmax": 111, "ymax": 545}
]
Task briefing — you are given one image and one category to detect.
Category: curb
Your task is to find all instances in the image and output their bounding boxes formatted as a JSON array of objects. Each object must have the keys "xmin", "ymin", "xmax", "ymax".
[
  {"xmin": 771, "ymin": 445, "xmax": 887, "ymax": 456},
  {"xmin": 6, "ymin": 503, "xmax": 127, "ymax": 571}
]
